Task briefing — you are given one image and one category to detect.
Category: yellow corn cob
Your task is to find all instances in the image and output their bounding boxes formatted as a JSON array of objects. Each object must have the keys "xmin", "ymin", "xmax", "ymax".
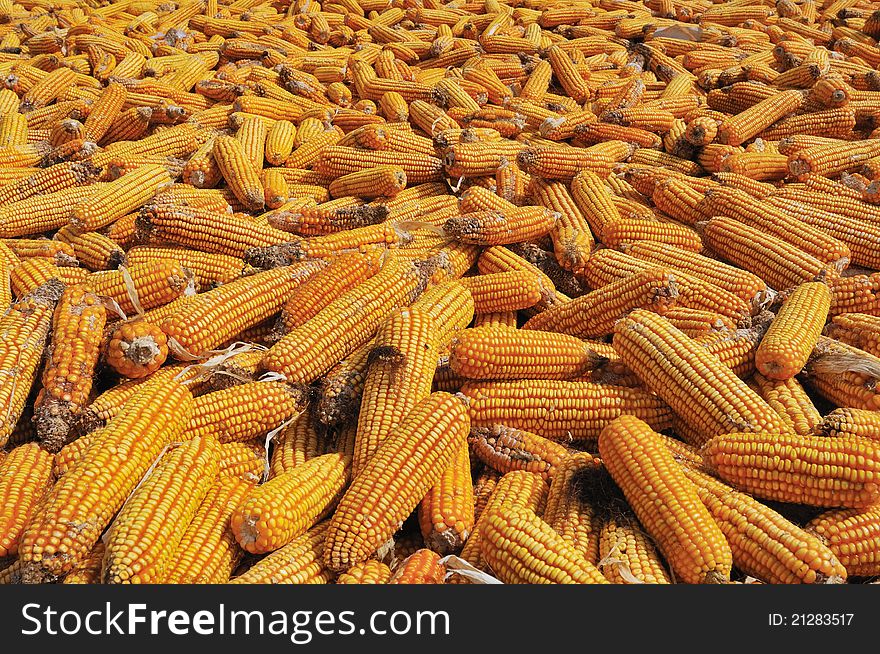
[
  {"xmin": 337, "ymin": 559, "xmax": 392, "ymax": 584},
  {"xmin": 269, "ymin": 413, "xmax": 326, "ymax": 478},
  {"xmin": 700, "ymin": 216, "xmax": 829, "ymax": 292},
  {"xmin": 163, "ymin": 262, "xmax": 324, "ymax": 357},
  {"xmin": 0, "ymin": 281, "xmax": 63, "ymax": 447},
  {"xmin": 3, "ymin": 239, "xmax": 77, "ymax": 267},
  {"xmin": 623, "ymin": 240, "xmax": 768, "ymax": 306},
  {"xmin": 164, "ymin": 477, "xmax": 253, "ymax": 584},
  {"xmin": 262, "ymin": 253, "xmax": 423, "ymax": 383},
  {"xmin": 480, "ymin": 505, "xmax": 608, "ymax": 584},
  {"xmin": 61, "ymin": 542, "xmax": 105, "ymax": 585},
  {"xmin": 328, "ymin": 165, "xmax": 407, "ymax": 199},
  {"xmin": 458, "ymin": 270, "xmax": 547, "ymax": 314},
  {"xmin": 104, "ymin": 319, "xmax": 169, "ymax": 379},
  {"xmin": 35, "ymin": 285, "xmax": 106, "ymax": 452},
  {"xmin": 314, "ymin": 341, "xmax": 375, "ymax": 428},
  {"xmin": 449, "ymin": 327, "xmax": 606, "ymax": 380},
  {"xmin": 599, "ymin": 415, "xmax": 732, "ymax": 584},
  {"xmin": 265, "ymin": 120, "xmax": 296, "ymax": 167},
  {"xmin": 613, "ymin": 310, "xmax": 787, "ymax": 445},
  {"xmin": 217, "ymin": 441, "xmax": 264, "ymax": 484},
  {"xmin": 18, "ymin": 376, "xmax": 193, "ymax": 581},
  {"xmin": 232, "ymin": 452, "xmax": 350, "ymax": 554},
  {"xmin": 325, "ymin": 392, "xmax": 469, "ymax": 571},
  {"xmin": 541, "ymin": 453, "xmax": 602, "ymax": 564},
  {"xmin": 701, "ymin": 186, "xmax": 849, "ymax": 268},
  {"xmin": 717, "ymin": 89, "xmax": 804, "ymax": 146},
  {"xmin": 682, "ymin": 465, "xmax": 846, "ymax": 584},
  {"xmin": 525, "ymin": 267, "xmax": 680, "ymax": 337},
  {"xmin": 444, "ymin": 206, "xmax": 556, "ymax": 246},
  {"xmin": 806, "ymin": 507, "xmax": 880, "ymax": 578},
  {"xmin": 789, "ymin": 139, "xmax": 880, "ymax": 179},
  {"xmin": 354, "ymin": 306, "xmax": 440, "ymax": 476},
  {"xmin": 316, "ymin": 146, "xmax": 443, "ymax": 183},
  {"xmin": 417, "ymin": 441, "xmax": 474, "ymax": 555},
  {"xmin": 213, "ymin": 134, "xmax": 265, "ymax": 211},
  {"xmin": 569, "ymin": 169, "xmax": 623, "ymax": 243},
  {"xmin": 755, "ymin": 282, "xmax": 831, "ymax": 380},
  {"xmin": 389, "ymin": 549, "xmax": 446, "ymax": 584},
  {"xmin": 235, "ymin": 115, "xmax": 267, "ymax": 170},
  {"xmin": 749, "ymin": 373, "xmax": 821, "ymax": 436},
  {"xmin": 185, "ymin": 381, "xmax": 307, "ymax": 443},
  {"xmin": 86, "ymin": 259, "xmax": 193, "ymax": 316},
  {"xmin": 598, "ymin": 509, "xmax": 672, "ymax": 585},
  {"xmin": 0, "ymin": 185, "xmax": 97, "ymax": 238},
  {"xmin": 0, "ymin": 161, "xmax": 100, "ymax": 206},
  {"xmin": 103, "ymin": 435, "xmax": 219, "ymax": 584},
  {"xmin": 517, "ymin": 142, "xmax": 633, "ymax": 180},
  {"xmin": 703, "ymin": 432, "xmax": 880, "ymax": 508},
  {"xmin": 461, "ymin": 378, "xmax": 673, "ymax": 442},
  {"xmin": 229, "ymin": 523, "xmax": 332, "ymax": 584},
  {"xmin": 824, "ymin": 313, "xmax": 880, "ymax": 358},
  {"xmin": 0, "ymin": 443, "xmax": 55, "ymax": 558},
  {"xmin": 71, "ymin": 164, "xmax": 172, "ymax": 232},
  {"xmin": 125, "ymin": 246, "xmax": 248, "ymax": 290},
  {"xmin": 469, "ymin": 424, "xmax": 570, "ymax": 482},
  {"xmin": 815, "ymin": 408, "xmax": 880, "ymax": 441},
  {"xmin": 54, "ymin": 226, "xmax": 125, "ymax": 271}
]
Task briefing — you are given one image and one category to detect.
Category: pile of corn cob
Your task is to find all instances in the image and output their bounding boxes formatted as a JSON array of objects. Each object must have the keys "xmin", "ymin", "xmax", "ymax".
[{"xmin": 1, "ymin": 0, "xmax": 880, "ymax": 586}]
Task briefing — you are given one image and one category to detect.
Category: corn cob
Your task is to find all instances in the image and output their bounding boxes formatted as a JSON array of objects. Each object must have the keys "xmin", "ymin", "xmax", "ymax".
[
  {"xmin": 613, "ymin": 309, "xmax": 787, "ymax": 444},
  {"xmin": 164, "ymin": 477, "xmax": 254, "ymax": 584},
  {"xmin": 523, "ymin": 268, "xmax": 680, "ymax": 338},
  {"xmin": 2, "ymin": 241, "xmax": 76, "ymax": 271},
  {"xmin": 449, "ymin": 327, "xmax": 606, "ymax": 380},
  {"xmin": 269, "ymin": 413, "xmax": 325, "ymax": 478},
  {"xmin": 599, "ymin": 415, "xmax": 732, "ymax": 584},
  {"xmin": 71, "ymin": 164, "xmax": 172, "ymax": 232},
  {"xmin": 277, "ymin": 251, "xmax": 381, "ymax": 335},
  {"xmin": 703, "ymin": 432, "xmax": 880, "ymax": 508},
  {"xmin": 755, "ymin": 282, "xmax": 831, "ymax": 380},
  {"xmin": 217, "ymin": 441, "xmax": 264, "ymax": 484},
  {"xmin": 388, "ymin": 549, "xmax": 446, "ymax": 584},
  {"xmin": 262, "ymin": 253, "xmax": 423, "ymax": 383},
  {"xmin": 325, "ymin": 392, "xmax": 469, "ymax": 571},
  {"xmin": 163, "ymin": 262, "xmax": 323, "ymax": 357},
  {"xmin": 444, "ymin": 206, "xmax": 556, "ymax": 246},
  {"xmin": 103, "ymin": 435, "xmax": 219, "ymax": 584},
  {"xmin": 104, "ymin": 319, "xmax": 169, "ymax": 379},
  {"xmin": 682, "ymin": 465, "xmax": 846, "ymax": 584},
  {"xmin": 0, "ymin": 443, "xmax": 55, "ymax": 558},
  {"xmin": 815, "ymin": 408, "xmax": 880, "ymax": 441},
  {"xmin": 417, "ymin": 441, "xmax": 474, "ymax": 555},
  {"xmin": 230, "ymin": 523, "xmax": 332, "ymax": 584},
  {"xmin": 35, "ymin": 286, "xmax": 106, "ymax": 452},
  {"xmin": 54, "ymin": 226, "xmax": 125, "ymax": 271},
  {"xmin": 337, "ymin": 560, "xmax": 393, "ymax": 585},
  {"xmin": 354, "ymin": 306, "xmax": 440, "ymax": 476},
  {"xmin": 213, "ymin": 134, "xmax": 265, "ymax": 211},
  {"xmin": 61, "ymin": 542, "xmax": 105, "ymax": 585},
  {"xmin": 700, "ymin": 216, "xmax": 829, "ymax": 292},
  {"xmin": 806, "ymin": 507, "xmax": 880, "ymax": 578},
  {"xmin": 461, "ymin": 378, "xmax": 673, "ymax": 442},
  {"xmin": 186, "ymin": 381, "xmax": 307, "ymax": 443},
  {"xmin": 480, "ymin": 505, "xmax": 608, "ymax": 584},
  {"xmin": 232, "ymin": 453, "xmax": 350, "ymax": 554},
  {"xmin": 824, "ymin": 313, "xmax": 880, "ymax": 358},
  {"xmin": 18, "ymin": 376, "xmax": 193, "ymax": 581},
  {"xmin": 125, "ymin": 246, "xmax": 248, "ymax": 290},
  {"xmin": 468, "ymin": 424, "xmax": 570, "ymax": 482},
  {"xmin": 0, "ymin": 281, "xmax": 63, "ymax": 447}
]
